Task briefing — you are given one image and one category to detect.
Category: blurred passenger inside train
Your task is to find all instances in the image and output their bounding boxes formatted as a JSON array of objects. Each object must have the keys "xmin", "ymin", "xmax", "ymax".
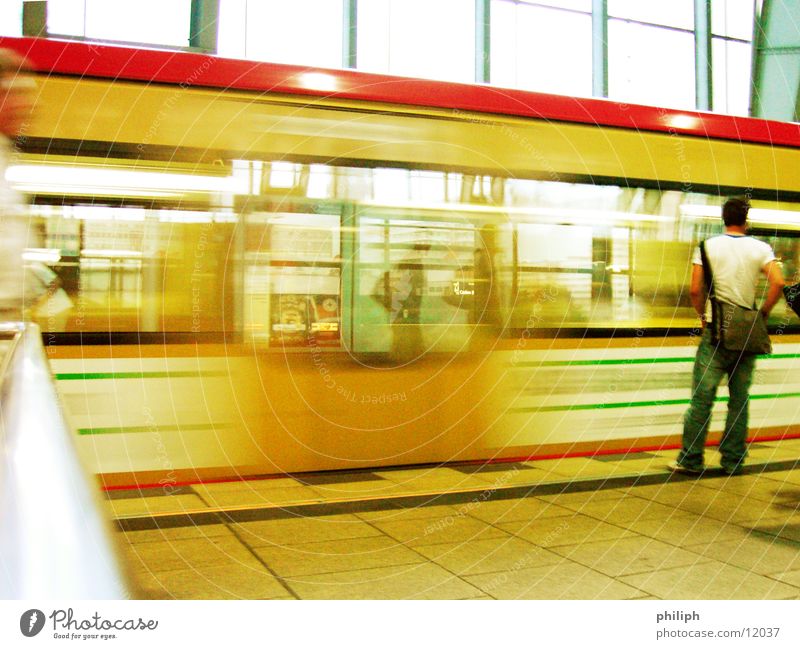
[
  {"xmin": 444, "ymin": 225, "xmax": 506, "ymax": 349},
  {"xmin": 671, "ymin": 197, "xmax": 785, "ymax": 476},
  {"xmin": 375, "ymin": 242, "xmax": 430, "ymax": 363},
  {"xmin": 0, "ymin": 48, "xmax": 34, "ymax": 321},
  {"xmin": 472, "ymin": 225, "xmax": 505, "ymax": 337}
]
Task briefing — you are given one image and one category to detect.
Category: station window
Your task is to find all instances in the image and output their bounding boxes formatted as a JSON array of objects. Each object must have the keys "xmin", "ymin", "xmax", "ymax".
[
  {"xmin": 712, "ymin": 38, "xmax": 752, "ymax": 116},
  {"xmin": 608, "ymin": 19, "xmax": 696, "ymax": 110},
  {"xmin": 0, "ymin": 0, "xmax": 23, "ymax": 37},
  {"xmin": 490, "ymin": 0, "xmax": 592, "ymax": 96},
  {"xmin": 47, "ymin": 0, "xmax": 192, "ymax": 47},
  {"xmin": 357, "ymin": 0, "xmax": 475, "ymax": 82},
  {"xmin": 218, "ymin": 0, "xmax": 343, "ymax": 67},
  {"xmin": 712, "ymin": 0, "xmax": 756, "ymax": 41},
  {"xmin": 711, "ymin": 0, "xmax": 755, "ymax": 117},
  {"xmin": 516, "ymin": 0, "xmax": 591, "ymax": 11},
  {"xmin": 608, "ymin": 0, "xmax": 695, "ymax": 30}
]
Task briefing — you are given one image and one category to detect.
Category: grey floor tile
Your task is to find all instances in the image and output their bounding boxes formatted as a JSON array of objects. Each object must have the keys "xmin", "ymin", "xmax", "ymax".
[
  {"xmin": 768, "ymin": 569, "xmax": 800, "ymax": 588},
  {"xmin": 675, "ymin": 493, "xmax": 791, "ymax": 525},
  {"xmin": 623, "ymin": 482, "xmax": 719, "ymax": 506},
  {"xmin": 749, "ymin": 518, "xmax": 800, "ymax": 543},
  {"xmin": 465, "ymin": 497, "xmax": 575, "ymax": 525},
  {"xmin": 555, "ymin": 496, "xmax": 680, "ymax": 525},
  {"xmin": 766, "ymin": 438, "xmax": 800, "ymax": 447},
  {"xmin": 354, "ymin": 503, "xmax": 464, "ymax": 523},
  {"xmin": 759, "ymin": 470, "xmax": 800, "ymax": 487},
  {"xmin": 551, "ymin": 535, "xmax": 710, "ymax": 577},
  {"xmin": 371, "ymin": 513, "xmax": 510, "ymax": 547},
  {"xmin": 523, "ymin": 457, "xmax": 611, "ymax": 479},
  {"xmin": 287, "ymin": 563, "xmax": 485, "ymax": 600},
  {"xmin": 122, "ymin": 523, "xmax": 232, "ymax": 545},
  {"xmin": 686, "ymin": 534, "xmax": 800, "ymax": 575},
  {"xmin": 594, "ymin": 457, "xmax": 674, "ymax": 474},
  {"xmin": 307, "ymin": 481, "xmax": 423, "ymax": 499},
  {"xmin": 193, "ymin": 486, "xmax": 322, "ymax": 508},
  {"xmin": 192, "ymin": 478, "xmax": 305, "ymax": 493},
  {"xmin": 135, "ymin": 563, "xmax": 292, "ymax": 599},
  {"xmin": 123, "ymin": 535, "xmax": 262, "ymax": 575},
  {"xmin": 619, "ymin": 560, "xmax": 800, "ymax": 599},
  {"xmin": 499, "ymin": 514, "xmax": 634, "ymax": 547},
  {"xmin": 251, "ymin": 535, "xmax": 424, "ymax": 578},
  {"xmin": 232, "ymin": 513, "xmax": 382, "ymax": 547},
  {"xmin": 625, "ymin": 513, "xmax": 753, "ymax": 546},
  {"xmin": 108, "ymin": 494, "xmax": 208, "ymax": 518},
  {"xmin": 469, "ymin": 467, "xmax": 551, "ymax": 487},
  {"xmin": 697, "ymin": 475, "xmax": 798, "ymax": 503},
  {"xmin": 746, "ymin": 447, "xmax": 800, "ymax": 463},
  {"xmin": 374, "ymin": 468, "xmax": 492, "ymax": 491},
  {"xmin": 464, "ymin": 561, "xmax": 647, "ymax": 599},
  {"xmin": 413, "ymin": 536, "xmax": 564, "ymax": 576},
  {"xmin": 537, "ymin": 489, "xmax": 628, "ymax": 507}
]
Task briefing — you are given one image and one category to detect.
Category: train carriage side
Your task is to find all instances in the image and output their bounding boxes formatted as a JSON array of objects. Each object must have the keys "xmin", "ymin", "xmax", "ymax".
[{"xmin": 5, "ymin": 36, "xmax": 800, "ymax": 484}]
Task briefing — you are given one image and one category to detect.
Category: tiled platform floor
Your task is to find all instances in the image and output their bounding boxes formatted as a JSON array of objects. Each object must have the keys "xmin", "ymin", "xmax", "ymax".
[{"xmin": 112, "ymin": 439, "xmax": 800, "ymax": 599}]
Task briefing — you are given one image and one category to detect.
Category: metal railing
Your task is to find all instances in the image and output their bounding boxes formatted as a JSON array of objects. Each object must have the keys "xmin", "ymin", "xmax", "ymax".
[{"xmin": 0, "ymin": 323, "xmax": 131, "ymax": 598}]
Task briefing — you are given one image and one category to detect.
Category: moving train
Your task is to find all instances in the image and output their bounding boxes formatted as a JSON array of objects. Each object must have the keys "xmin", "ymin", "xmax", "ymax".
[{"xmin": 3, "ymin": 36, "xmax": 800, "ymax": 487}]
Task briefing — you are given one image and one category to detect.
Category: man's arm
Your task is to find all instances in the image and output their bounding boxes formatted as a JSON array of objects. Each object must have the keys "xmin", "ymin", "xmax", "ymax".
[
  {"xmin": 760, "ymin": 260, "xmax": 785, "ymax": 317},
  {"xmin": 690, "ymin": 263, "xmax": 706, "ymax": 321}
]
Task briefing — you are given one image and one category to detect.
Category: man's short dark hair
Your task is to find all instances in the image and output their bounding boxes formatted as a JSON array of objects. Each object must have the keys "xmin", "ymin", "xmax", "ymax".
[{"xmin": 723, "ymin": 197, "xmax": 750, "ymax": 227}]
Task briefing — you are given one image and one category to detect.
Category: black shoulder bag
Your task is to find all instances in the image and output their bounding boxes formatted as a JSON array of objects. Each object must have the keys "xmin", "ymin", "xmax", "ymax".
[
  {"xmin": 784, "ymin": 283, "xmax": 800, "ymax": 317},
  {"xmin": 699, "ymin": 240, "xmax": 771, "ymax": 355}
]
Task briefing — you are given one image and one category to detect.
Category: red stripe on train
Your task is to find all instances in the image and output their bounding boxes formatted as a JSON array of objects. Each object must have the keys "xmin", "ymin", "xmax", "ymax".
[{"xmin": 2, "ymin": 36, "xmax": 799, "ymax": 148}]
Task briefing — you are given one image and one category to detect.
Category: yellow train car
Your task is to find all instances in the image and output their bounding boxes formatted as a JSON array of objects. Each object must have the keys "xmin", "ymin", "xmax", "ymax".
[{"xmin": 4, "ymin": 36, "xmax": 800, "ymax": 487}]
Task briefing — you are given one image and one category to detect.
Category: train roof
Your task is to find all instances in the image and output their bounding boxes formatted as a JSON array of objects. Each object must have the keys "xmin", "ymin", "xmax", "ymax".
[{"xmin": 2, "ymin": 35, "xmax": 800, "ymax": 149}]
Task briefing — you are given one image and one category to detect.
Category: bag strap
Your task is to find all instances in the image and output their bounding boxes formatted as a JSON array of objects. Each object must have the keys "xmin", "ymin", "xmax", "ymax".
[
  {"xmin": 699, "ymin": 240, "xmax": 720, "ymax": 344},
  {"xmin": 699, "ymin": 240, "xmax": 714, "ymax": 300}
]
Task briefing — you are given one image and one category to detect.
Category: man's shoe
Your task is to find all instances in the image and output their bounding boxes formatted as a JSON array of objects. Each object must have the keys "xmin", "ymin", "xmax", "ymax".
[
  {"xmin": 668, "ymin": 460, "xmax": 704, "ymax": 476},
  {"xmin": 720, "ymin": 464, "xmax": 743, "ymax": 476}
]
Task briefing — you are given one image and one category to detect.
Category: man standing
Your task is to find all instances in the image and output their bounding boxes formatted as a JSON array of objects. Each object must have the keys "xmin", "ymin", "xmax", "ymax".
[{"xmin": 670, "ymin": 197, "xmax": 784, "ymax": 476}]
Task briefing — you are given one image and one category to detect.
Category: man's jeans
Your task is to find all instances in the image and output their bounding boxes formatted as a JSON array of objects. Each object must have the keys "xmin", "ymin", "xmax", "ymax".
[{"xmin": 678, "ymin": 328, "xmax": 757, "ymax": 472}]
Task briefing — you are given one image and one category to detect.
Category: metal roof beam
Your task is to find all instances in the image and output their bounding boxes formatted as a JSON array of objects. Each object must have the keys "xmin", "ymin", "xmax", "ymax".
[
  {"xmin": 751, "ymin": 0, "xmax": 800, "ymax": 121},
  {"xmin": 189, "ymin": 0, "xmax": 219, "ymax": 53}
]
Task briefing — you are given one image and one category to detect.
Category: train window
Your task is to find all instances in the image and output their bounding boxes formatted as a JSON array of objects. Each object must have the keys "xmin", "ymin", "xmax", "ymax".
[
  {"xmin": 352, "ymin": 214, "xmax": 485, "ymax": 355},
  {"xmin": 12, "ymin": 150, "xmax": 800, "ymax": 340},
  {"xmin": 21, "ymin": 204, "xmax": 236, "ymax": 333}
]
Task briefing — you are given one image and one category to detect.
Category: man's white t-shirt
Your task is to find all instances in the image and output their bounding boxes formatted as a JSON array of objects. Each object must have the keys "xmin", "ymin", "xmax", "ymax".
[{"xmin": 692, "ymin": 234, "xmax": 776, "ymax": 319}]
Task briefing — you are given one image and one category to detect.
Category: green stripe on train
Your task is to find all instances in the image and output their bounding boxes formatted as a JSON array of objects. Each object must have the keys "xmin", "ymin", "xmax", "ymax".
[
  {"xmin": 511, "ymin": 391, "xmax": 800, "ymax": 413},
  {"xmin": 54, "ymin": 354, "xmax": 800, "ymax": 380},
  {"xmin": 55, "ymin": 371, "xmax": 226, "ymax": 381},
  {"xmin": 513, "ymin": 353, "xmax": 800, "ymax": 368},
  {"xmin": 77, "ymin": 423, "xmax": 232, "ymax": 435}
]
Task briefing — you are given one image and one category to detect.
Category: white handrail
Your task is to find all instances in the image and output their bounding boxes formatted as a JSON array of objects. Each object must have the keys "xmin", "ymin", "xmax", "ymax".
[{"xmin": 0, "ymin": 323, "xmax": 131, "ymax": 598}]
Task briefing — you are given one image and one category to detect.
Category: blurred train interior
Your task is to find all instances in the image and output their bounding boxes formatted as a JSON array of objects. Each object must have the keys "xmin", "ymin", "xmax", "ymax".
[{"xmin": 3, "ymin": 36, "xmax": 800, "ymax": 490}]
